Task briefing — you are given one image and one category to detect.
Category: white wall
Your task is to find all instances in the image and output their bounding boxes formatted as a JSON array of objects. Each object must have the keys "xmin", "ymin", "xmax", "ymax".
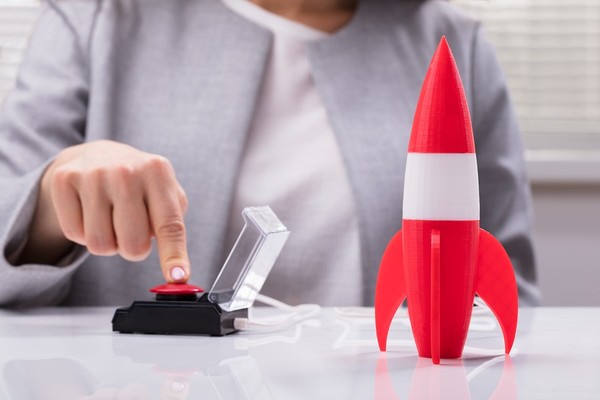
[{"xmin": 532, "ymin": 183, "xmax": 600, "ymax": 306}]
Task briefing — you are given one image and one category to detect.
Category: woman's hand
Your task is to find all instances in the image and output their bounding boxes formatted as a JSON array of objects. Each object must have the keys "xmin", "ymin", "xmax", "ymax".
[{"xmin": 23, "ymin": 140, "xmax": 190, "ymax": 283}]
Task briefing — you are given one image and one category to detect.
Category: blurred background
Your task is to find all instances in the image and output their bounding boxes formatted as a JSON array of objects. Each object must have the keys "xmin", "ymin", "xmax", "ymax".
[{"xmin": 1, "ymin": 0, "xmax": 598, "ymax": 306}]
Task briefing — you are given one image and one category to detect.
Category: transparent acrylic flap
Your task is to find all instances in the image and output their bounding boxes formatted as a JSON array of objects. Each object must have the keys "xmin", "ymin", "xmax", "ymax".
[{"xmin": 208, "ymin": 206, "xmax": 290, "ymax": 311}]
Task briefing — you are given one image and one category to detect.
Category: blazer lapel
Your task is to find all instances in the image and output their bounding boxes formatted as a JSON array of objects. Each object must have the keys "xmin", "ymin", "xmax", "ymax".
[
  {"xmin": 307, "ymin": 0, "xmax": 423, "ymax": 304},
  {"xmin": 177, "ymin": 1, "xmax": 274, "ymax": 283},
  {"xmin": 95, "ymin": 0, "xmax": 273, "ymax": 285}
]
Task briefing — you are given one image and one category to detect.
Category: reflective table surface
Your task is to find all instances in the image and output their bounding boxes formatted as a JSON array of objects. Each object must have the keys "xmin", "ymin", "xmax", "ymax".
[{"xmin": 0, "ymin": 307, "xmax": 598, "ymax": 399}]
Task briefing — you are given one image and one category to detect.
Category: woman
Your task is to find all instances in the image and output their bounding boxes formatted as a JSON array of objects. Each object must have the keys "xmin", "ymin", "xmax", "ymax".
[{"xmin": 0, "ymin": 0, "xmax": 541, "ymax": 307}]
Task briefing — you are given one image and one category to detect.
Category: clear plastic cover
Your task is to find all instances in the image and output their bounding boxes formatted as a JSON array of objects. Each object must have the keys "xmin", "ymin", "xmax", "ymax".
[{"xmin": 208, "ymin": 206, "xmax": 290, "ymax": 311}]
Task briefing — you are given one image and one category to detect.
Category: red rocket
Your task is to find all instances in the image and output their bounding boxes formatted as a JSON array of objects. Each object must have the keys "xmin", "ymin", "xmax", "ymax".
[{"xmin": 374, "ymin": 37, "xmax": 519, "ymax": 364}]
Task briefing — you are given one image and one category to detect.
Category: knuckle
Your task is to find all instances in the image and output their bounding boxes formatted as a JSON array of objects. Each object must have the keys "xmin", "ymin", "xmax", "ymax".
[
  {"xmin": 155, "ymin": 218, "xmax": 186, "ymax": 240},
  {"xmin": 51, "ymin": 166, "xmax": 79, "ymax": 188},
  {"xmin": 111, "ymin": 165, "xmax": 140, "ymax": 194},
  {"xmin": 113, "ymin": 164, "xmax": 136, "ymax": 183},
  {"xmin": 147, "ymin": 155, "xmax": 174, "ymax": 176},
  {"xmin": 88, "ymin": 166, "xmax": 109, "ymax": 182},
  {"xmin": 79, "ymin": 167, "xmax": 108, "ymax": 190}
]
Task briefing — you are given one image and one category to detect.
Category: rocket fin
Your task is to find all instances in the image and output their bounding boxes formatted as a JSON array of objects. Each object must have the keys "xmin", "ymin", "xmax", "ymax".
[
  {"xmin": 475, "ymin": 229, "xmax": 519, "ymax": 354},
  {"xmin": 431, "ymin": 229, "xmax": 441, "ymax": 364},
  {"xmin": 375, "ymin": 230, "xmax": 407, "ymax": 351}
]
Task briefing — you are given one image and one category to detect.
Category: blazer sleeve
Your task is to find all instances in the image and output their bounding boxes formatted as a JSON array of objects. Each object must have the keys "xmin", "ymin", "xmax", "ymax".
[
  {"xmin": 470, "ymin": 24, "xmax": 542, "ymax": 306},
  {"xmin": 0, "ymin": 2, "xmax": 96, "ymax": 307}
]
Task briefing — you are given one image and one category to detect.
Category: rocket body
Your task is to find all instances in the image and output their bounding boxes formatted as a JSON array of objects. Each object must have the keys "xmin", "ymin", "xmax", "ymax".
[
  {"xmin": 403, "ymin": 220, "xmax": 478, "ymax": 358},
  {"xmin": 374, "ymin": 37, "xmax": 519, "ymax": 363},
  {"xmin": 403, "ymin": 151, "xmax": 480, "ymax": 358}
]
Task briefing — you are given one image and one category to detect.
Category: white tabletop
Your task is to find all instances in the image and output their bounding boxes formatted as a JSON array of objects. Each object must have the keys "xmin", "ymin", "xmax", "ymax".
[{"xmin": 0, "ymin": 307, "xmax": 598, "ymax": 399}]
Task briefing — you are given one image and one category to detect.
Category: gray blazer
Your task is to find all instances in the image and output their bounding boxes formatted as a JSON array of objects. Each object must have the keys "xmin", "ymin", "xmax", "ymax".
[{"xmin": 0, "ymin": 0, "xmax": 541, "ymax": 307}]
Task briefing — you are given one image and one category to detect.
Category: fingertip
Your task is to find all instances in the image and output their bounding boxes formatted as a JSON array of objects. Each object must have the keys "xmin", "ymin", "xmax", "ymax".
[{"xmin": 168, "ymin": 265, "xmax": 189, "ymax": 283}]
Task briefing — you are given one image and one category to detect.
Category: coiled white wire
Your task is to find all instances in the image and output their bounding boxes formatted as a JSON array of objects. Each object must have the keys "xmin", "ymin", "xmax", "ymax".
[
  {"xmin": 334, "ymin": 297, "xmax": 497, "ymax": 332},
  {"xmin": 233, "ymin": 294, "xmax": 321, "ymax": 332},
  {"xmin": 333, "ymin": 297, "xmax": 513, "ymax": 356},
  {"xmin": 232, "ymin": 296, "xmax": 513, "ymax": 358}
]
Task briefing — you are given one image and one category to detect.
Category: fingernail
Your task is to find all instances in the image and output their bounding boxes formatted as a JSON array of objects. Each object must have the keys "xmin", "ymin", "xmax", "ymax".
[{"xmin": 170, "ymin": 266, "xmax": 186, "ymax": 281}]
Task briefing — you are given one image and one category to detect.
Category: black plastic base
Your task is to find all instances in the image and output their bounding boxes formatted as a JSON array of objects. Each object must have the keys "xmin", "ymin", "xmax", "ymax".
[{"xmin": 112, "ymin": 293, "xmax": 247, "ymax": 336}]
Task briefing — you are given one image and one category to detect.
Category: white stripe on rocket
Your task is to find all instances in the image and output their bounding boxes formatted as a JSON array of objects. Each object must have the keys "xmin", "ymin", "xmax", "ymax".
[{"xmin": 403, "ymin": 153, "xmax": 480, "ymax": 220}]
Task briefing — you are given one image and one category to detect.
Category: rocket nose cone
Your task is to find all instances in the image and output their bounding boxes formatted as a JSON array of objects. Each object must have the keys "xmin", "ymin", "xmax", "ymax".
[{"xmin": 408, "ymin": 36, "xmax": 475, "ymax": 153}]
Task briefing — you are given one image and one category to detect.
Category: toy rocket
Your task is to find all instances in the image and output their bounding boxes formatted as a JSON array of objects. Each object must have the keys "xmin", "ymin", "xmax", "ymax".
[{"xmin": 374, "ymin": 37, "xmax": 519, "ymax": 364}]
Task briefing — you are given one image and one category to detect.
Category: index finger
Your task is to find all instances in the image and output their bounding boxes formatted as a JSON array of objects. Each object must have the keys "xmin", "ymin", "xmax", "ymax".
[{"xmin": 144, "ymin": 157, "xmax": 190, "ymax": 283}]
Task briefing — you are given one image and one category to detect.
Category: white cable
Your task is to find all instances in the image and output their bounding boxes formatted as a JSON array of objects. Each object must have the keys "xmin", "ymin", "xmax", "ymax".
[
  {"xmin": 233, "ymin": 294, "xmax": 321, "ymax": 332},
  {"xmin": 466, "ymin": 352, "xmax": 516, "ymax": 382},
  {"xmin": 333, "ymin": 301, "xmax": 510, "ymax": 356},
  {"xmin": 463, "ymin": 345, "xmax": 517, "ymax": 358},
  {"xmin": 334, "ymin": 300, "xmax": 497, "ymax": 332}
]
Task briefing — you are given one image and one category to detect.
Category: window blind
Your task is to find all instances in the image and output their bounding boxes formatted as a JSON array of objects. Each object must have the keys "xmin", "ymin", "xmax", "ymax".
[
  {"xmin": 453, "ymin": 0, "xmax": 600, "ymax": 151},
  {"xmin": 1, "ymin": 1, "xmax": 599, "ymax": 152},
  {"xmin": 0, "ymin": 0, "xmax": 40, "ymax": 104}
]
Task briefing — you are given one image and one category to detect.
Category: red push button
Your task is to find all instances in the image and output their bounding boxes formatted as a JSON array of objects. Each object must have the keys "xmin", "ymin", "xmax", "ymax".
[{"xmin": 149, "ymin": 283, "xmax": 204, "ymax": 295}]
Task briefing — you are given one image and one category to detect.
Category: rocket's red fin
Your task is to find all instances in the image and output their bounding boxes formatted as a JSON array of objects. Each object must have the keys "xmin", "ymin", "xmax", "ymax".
[
  {"xmin": 431, "ymin": 229, "xmax": 441, "ymax": 364},
  {"xmin": 475, "ymin": 229, "xmax": 519, "ymax": 354},
  {"xmin": 375, "ymin": 230, "xmax": 407, "ymax": 352}
]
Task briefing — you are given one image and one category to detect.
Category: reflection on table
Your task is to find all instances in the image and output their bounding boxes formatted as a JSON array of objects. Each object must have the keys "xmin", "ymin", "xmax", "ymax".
[{"xmin": 0, "ymin": 307, "xmax": 599, "ymax": 399}]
